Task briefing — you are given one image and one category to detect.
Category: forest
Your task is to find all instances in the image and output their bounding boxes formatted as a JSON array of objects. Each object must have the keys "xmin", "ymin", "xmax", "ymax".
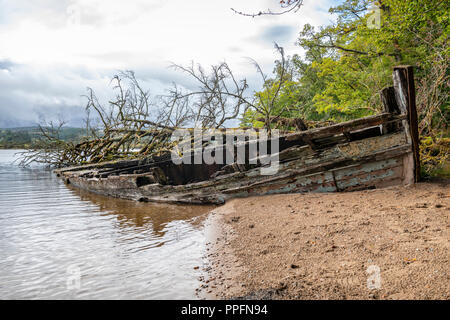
[{"xmin": 0, "ymin": 127, "xmax": 85, "ymax": 149}]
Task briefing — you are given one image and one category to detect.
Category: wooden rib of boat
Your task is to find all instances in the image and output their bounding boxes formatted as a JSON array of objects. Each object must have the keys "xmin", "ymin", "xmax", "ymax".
[{"xmin": 55, "ymin": 66, "xmax": 421, "ymax": 204}]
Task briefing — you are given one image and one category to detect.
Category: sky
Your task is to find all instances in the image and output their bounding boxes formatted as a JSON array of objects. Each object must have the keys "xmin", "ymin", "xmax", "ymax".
[{"xmin": 0, "ymin": 0, "xmax": 337, "ymax": 128}]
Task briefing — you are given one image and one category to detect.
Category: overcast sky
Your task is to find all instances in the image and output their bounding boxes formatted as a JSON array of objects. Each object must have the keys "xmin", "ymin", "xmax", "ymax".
[{"xmin": 0, "ymin": 0, "xmax": 336, "ymax": 128}]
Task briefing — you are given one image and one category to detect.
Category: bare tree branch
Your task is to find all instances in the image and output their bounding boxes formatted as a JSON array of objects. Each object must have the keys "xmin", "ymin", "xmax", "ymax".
[{"xmin": 231, "ymin": 0, "xmax": 304, "ymax": 17}]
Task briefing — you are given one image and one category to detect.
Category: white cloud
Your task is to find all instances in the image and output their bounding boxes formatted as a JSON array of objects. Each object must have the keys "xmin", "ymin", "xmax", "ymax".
[{"xmin": 0, "ymin": 0, "xmax": 336, "ymax": 127}]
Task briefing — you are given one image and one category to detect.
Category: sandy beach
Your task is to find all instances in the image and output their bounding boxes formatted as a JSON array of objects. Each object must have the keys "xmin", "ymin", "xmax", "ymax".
[{"xmin": 199, "ymin": 180, "xmax": 449, "ymax": 300}]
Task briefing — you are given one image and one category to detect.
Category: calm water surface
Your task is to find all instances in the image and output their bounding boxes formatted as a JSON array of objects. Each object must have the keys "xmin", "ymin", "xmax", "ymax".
[{"xmin": 0, "ymin": 150, "xmax": 215, "ymax": 299}]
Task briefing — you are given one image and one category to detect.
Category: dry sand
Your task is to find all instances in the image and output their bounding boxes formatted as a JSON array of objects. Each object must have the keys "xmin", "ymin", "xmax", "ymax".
[{"xmin": 198, "ymin": 180, "xmax": 449, "ymax": 300}]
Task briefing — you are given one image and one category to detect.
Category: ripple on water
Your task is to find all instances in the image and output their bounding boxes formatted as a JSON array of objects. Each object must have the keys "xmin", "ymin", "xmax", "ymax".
[{"xmin": 0, "ymin": 150, "xmax": 215, "ymax": 299}]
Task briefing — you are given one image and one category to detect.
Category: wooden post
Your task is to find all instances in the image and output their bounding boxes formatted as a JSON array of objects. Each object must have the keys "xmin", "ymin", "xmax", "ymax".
[
  {"xmin": 381, "ymin": 86, "xmax": 400, "ymax": 115},
  {"xmin": 380, "ymin": 86, "xmax": 401, "ymax": 134},
  {"xmin": 393, "ymin": 65, "xmax": 421, "ymax": 183}
]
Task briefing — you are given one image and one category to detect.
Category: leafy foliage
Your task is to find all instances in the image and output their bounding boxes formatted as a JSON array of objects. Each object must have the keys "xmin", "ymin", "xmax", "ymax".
[{"xmin": 246, "ymin": 0, "xmax": 449, "ymax": 174}]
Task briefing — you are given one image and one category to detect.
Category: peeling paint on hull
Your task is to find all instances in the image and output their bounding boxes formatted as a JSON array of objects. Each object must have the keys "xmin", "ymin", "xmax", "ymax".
[{"xmin": 57, "ymin": 132, "xmax": 414, "ymax": 204}]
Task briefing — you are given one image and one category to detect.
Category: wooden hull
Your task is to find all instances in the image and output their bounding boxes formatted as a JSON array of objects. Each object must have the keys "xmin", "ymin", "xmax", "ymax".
[
  {"xmin": 55, "ymin": 66, "xmax": 420, "ymax": 204},
  {"xmin": 56, "ymin": 130, "xmax": 414, "ymax": 204}
]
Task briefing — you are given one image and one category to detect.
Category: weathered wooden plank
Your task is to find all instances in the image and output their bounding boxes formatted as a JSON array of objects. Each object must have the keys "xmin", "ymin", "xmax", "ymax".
[
  {"xmin": 393, "ymin": 66, "xmax": 420, "ymax": 182},
  {"xmin": 284, "ymin": 132, "xmax": 407, "ymax": 171},
  {"xmin": 381, "ymin": 86, "xmax": 401, "ymax": 134},
  {"xmin": 333, "ymin": 157, "xmax": 402, "ymax": 181},
  {"xmin": 219, "ymin": 144, "xmax": 411, "ymax": 196},
  {"xmin": 56, "ymin": 158, "xmax": 149, "ymax": 174},
  {"xmin": 381, "ymin": 86, "xmax": 401, "ymax": 114},
  {"xmin": 285, "ymin": 113, "xmax": 406, "ymax": 142},
  {"xmin": 220, "ymin": 158, "xmax": 404, "ymax": 198},
  {"xmin": 334, "ymin": 161, "xmax": 404, "ymax": 191}
]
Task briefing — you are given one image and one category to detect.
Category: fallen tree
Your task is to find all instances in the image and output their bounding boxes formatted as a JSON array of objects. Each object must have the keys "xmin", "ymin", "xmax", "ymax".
[
  {"xmin": 18, "ymin": 71, "xmax": 184, "ymax": 167},
  {"xmin": 19, "ymin": 45, "xmax": 312, "ymax": 168}
]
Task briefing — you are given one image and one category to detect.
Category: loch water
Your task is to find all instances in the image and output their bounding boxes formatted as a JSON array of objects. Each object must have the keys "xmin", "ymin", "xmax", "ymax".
[{"xmin": 0, "ymin": 150, "xmax": 214, "ymax": 299}]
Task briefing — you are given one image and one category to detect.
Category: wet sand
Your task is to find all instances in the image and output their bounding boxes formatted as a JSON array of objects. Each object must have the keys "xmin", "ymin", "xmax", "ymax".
[{"xmin": 200, "ymin": 180, "xmax": 449, "ymax": 300}]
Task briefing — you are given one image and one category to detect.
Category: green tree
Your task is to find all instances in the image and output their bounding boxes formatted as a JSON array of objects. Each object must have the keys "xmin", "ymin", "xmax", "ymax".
[{"xmin": 244, "ymin": 0, "xmax": 448, "ymax": 174}]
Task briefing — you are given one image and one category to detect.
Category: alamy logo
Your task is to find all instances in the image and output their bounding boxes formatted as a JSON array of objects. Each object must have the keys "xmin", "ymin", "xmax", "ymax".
[
  {"xmin": 367, "ymin": 3, "xmax": 381, "ymax": 29},
  {"xmin": 66, "ymin": 265, "xmax": 81, "ymax": 290},
  {"xmin": 170, "ymin": 129, "xmax": 280, "ymax": 175},
  {"xmin": 366, "ymin": 264, "xmax": 381, "ymax": 289},
  {"xmin": 67, "ymin": 2, "xmax": 81, "ymax": 27}
]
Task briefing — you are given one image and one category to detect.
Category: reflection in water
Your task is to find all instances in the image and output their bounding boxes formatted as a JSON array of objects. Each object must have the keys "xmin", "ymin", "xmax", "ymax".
[
  {"xmin": 0, "ymin": 150, "xmax": 215, "ymax": 299},
  {"xmin": 73, "ymin": 188, "xmax": 214, "ymax": 246}
]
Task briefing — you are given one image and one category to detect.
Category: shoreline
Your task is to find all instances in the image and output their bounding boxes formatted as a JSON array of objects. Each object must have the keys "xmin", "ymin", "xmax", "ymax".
[{"xmin": 199, "ymin": 181, "xmax": 449, "ymax": 300}]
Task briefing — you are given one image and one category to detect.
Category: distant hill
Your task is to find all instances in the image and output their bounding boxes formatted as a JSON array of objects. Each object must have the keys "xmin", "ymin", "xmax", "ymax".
[{"xmin": 0, "ymin": 127, "xmax": 86, "ymax": 149}]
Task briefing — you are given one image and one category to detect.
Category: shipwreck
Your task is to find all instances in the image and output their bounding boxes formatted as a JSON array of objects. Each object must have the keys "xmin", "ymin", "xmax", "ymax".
[{"xmin": 56, "ymin": 66, "xmax": 421, "ymax": 204}]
